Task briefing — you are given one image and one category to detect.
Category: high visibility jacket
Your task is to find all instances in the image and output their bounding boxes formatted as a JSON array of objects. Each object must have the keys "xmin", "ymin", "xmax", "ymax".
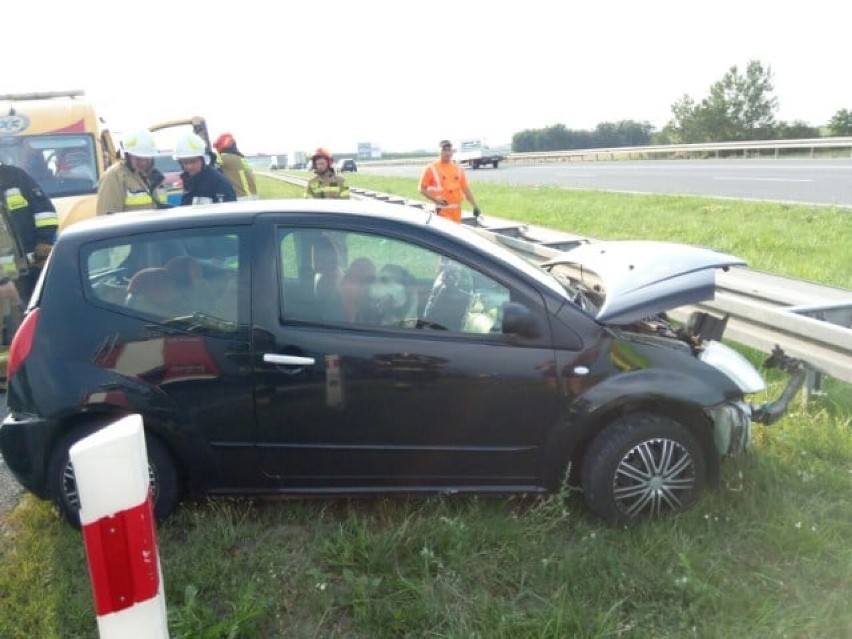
[
  {"xmin": 217, "ymin": 152, "xmax": 257, "ymax": 200},
  {"xmin": 305, "ymin": 169, "xmax": 349, "ymax": 199},
  {"xmin": 96, "ymin": 160, "xmax": 167, "ymax": 215},
  {"xmin": 0, "ymin": 165, "xmax": 58, "ymax": 279},
  {"xmin": 419, "ymin": 160, "xmax": 468, "ymax": 222}
]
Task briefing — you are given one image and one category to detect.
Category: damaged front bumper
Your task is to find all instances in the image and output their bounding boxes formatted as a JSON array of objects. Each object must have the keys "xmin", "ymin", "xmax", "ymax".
[{"xmin": 705, "ymin": 345, "xmax": 808, "ymax": 456}]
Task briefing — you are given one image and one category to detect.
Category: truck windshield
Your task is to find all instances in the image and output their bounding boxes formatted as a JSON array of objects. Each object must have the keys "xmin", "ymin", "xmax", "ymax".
[{"xmin": 0, "ymin": 134, "xmax": 98, "ymax": 197}]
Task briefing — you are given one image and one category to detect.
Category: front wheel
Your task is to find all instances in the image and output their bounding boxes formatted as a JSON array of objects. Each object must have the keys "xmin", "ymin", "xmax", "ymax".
[
  {"xmin": 581, "ymin": 414, "xmax": 708, "ymax": 525},
  {"xmin": 47, "ymin": 426, "xmax": 180, "ymax": 528}
]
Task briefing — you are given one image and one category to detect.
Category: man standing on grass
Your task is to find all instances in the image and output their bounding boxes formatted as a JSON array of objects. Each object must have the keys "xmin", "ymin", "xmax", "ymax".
[{"xmin": 419, "ymin": 139, "xmax": 481, "ymax": 223}]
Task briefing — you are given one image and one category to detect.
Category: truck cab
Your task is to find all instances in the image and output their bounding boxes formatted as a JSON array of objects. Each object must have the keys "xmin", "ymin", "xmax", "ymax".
[
  {"xmin": 0, "ymin": 90, "xmax": 117, "ymax": 232},
  {"xmin": 454, "ymin": 138, "xmax": 505, "ymax": 169}
]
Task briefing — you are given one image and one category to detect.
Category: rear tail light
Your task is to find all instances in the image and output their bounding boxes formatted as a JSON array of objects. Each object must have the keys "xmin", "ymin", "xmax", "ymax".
[{"xmin": 7, "ymin": 308, "xmax": 40, "ymax": 381}]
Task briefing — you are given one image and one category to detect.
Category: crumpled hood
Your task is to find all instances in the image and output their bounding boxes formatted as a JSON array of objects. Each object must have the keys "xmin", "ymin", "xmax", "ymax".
[{"xmin": 544, "ymin": 240, "xmax": 746, "ymax": 325}]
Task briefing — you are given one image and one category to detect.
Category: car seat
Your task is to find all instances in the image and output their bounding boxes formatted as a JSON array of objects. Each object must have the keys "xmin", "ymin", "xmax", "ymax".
[
  {"xmin": 165, "ymin": 256, "xmax": 215, "ymax": 315},
  {"xmin": 125, "ymin": 268, "xmax": 182, "ymax": 317}
]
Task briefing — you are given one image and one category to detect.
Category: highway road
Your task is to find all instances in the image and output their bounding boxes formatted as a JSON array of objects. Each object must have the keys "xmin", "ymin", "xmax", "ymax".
[{"xmin": 362, "ymin": 159, "xmax": 852, "ymax": 207}]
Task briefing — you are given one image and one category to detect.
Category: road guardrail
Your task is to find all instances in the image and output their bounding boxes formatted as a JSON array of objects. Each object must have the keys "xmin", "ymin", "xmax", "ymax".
[
  {"xmin": 349, "ymin": 136, "xmax": 852, "ymax": 168},
  {"xmin": 263, "ymin": 173, "xmax": 852, "ymax": 386}
]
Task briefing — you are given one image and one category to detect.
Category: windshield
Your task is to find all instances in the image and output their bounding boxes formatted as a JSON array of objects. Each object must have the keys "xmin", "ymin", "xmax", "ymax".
[{"xmin": 0, "ymin": 134, "xmax": 98, "ymax": 197}]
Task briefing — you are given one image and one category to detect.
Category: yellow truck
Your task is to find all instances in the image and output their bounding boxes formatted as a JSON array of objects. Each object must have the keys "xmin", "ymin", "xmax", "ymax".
[{"xmin": 0, "ymin": 90, "xmax": 117, "ymax": 232}]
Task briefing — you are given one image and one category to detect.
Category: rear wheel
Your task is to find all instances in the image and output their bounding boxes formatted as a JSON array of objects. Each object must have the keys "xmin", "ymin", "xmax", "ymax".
[
  {"xmin": 581, "ymin": 413, "xmax": 707, "ymax": 525},
  {"xmin": 47, "ymin": 425, "xmax": 180, "ymax": 528},
  {"xmin": 493, "ymin": 160, "xmax": 499, "ymax": 168}
]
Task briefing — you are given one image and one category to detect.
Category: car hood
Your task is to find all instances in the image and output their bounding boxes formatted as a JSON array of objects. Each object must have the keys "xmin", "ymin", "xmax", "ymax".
[{"xmin": 543, "ymin": 240, "xmax": 746, "ymax": 325}]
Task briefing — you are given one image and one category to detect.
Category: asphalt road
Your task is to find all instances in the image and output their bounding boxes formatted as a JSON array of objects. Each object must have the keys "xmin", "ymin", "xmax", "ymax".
[{"xmin": 362, "ymin": 158, "xmax": 852, "ymax": 207}]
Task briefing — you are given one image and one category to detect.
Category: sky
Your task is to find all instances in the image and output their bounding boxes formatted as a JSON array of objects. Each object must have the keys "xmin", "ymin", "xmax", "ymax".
[{"xmin": 4, "ymin": 0, "xmax": 851, "ymax": 155}]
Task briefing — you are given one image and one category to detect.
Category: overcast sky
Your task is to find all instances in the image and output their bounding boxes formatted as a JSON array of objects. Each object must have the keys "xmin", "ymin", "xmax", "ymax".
[{"xmin": 4, "ymin": 0, "xmax": 850, "ymax": 155}]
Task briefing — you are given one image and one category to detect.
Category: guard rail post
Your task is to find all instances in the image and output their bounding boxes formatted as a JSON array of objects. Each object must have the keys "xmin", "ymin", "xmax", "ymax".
[{"xmin": 70, "ymin": 415, "xmax": 169, "ymax": 639}]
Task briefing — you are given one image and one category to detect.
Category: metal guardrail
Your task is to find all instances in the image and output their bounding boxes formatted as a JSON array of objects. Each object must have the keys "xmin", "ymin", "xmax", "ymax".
[
  {"xmin": 263, "ymin": 172, "xmax": 852, "ymax": 385},
  {"xmin": 464, "ymin": 217, "xmax": 852, "ymax": 387},
  {"xmin": 353, "ymin": 136, "xmax": 852, "ymax": 167}
]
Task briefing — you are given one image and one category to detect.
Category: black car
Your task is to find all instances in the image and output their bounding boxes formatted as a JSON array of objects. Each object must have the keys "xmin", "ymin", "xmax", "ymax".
[
  {"xmin": 338, "ymin": 158, "xmax": 357, "ymax": 172},
  {"xmin": 0, "ymin": 200, "xmax": 802, "ymax": 527}
]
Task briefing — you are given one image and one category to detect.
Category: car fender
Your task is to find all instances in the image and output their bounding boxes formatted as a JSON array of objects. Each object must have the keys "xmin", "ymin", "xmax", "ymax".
[{"xmin": 537, "ymin": 360, "xmax": 733, "ymax": 488}]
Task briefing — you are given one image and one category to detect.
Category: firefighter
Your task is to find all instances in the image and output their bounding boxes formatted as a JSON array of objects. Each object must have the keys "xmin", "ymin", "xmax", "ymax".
[
  {"xmin": 213, "ymin": 132, "xmax": 258, "ymax": 200},
  {"xmin": 0, "ymin": 161, "xmax": 58, "ymax": 382},
  {"xmin": 305, "ymin": 148, "xmax": 349, "ymax": 199},
  {"xmin": 96, "ymin": 129, "xmax": 168, "ymax": 215},
  {"xmin": 174, "ymin": 133, "xmax": 236, "ymax": 205},
  {"xmin": 419, "ymin": 139, "xmax": 481, "ymax": 223},
  {"xmin": 0, "ymin": 161, "xmax": 58, "ymax": 304}
]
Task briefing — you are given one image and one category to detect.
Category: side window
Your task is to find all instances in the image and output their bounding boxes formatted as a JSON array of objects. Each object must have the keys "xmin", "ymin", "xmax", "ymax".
[
  {"xmin": 277, "ymin": 227, "xmax": 512, "ymax": 334},
  {"xmin": 85, "ymin": 228, "xmax": 243, "ymax": 331}
]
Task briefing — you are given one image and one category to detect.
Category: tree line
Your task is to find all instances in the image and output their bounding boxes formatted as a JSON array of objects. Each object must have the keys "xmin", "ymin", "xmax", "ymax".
[{"xmin": 512, "ymin": 60, "xmax": 852, "ymax": 153}]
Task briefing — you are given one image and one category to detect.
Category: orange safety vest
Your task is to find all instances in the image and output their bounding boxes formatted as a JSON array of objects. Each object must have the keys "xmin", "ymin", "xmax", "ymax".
[{"xmin": 420, "ymin": 160, "xmax": 468, "ymax": 222}]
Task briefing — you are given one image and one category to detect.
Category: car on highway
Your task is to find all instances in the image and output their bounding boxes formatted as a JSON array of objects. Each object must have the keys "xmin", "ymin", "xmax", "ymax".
[
  {"xmin": 338, "ymin": 158, "xmax": 357, "ymax": 172},
  {"xmin": 0, "ymin": 199, "xmax": 804, "ymax": 527}
]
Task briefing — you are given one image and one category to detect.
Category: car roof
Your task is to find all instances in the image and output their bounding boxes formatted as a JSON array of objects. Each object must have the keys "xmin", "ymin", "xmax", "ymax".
[{"xmin": 58, "ymin": 198, "xmax": 434, "ymax": 242}]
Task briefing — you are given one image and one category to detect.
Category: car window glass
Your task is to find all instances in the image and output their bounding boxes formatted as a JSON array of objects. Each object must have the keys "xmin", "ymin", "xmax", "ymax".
[
  {"xmin": 277, "ymin": 227, "xmax": 513, "ymax": 334},
  {"xmin": 84, "ymin": 228, "xmax": 242, "ymax": 331},
  {"xmin": 0, "ymin": 134, "xmax": 98, "ymax": 196}
]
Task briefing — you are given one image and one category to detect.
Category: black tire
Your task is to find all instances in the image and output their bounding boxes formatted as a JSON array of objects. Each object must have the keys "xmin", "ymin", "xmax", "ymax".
[
  {"xmin": 47, "ymin": 425, "xmax": 180, "ymax": 528},
  {"xmin": 493, "ymin": 160, "xmax": 499, "ymax": 169},
  {"xmin": 581, "ymin": 413, "xmax": 707, "ymax": 526}
]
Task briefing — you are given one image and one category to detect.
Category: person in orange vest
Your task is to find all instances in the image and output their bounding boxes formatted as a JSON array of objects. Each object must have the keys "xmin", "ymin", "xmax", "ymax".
[{"xmin": 419, "ymin": 139, "xmax": 481, "ymax": 223}]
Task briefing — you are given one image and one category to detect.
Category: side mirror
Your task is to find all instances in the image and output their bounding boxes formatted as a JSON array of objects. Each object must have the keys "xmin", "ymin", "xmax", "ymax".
[{"xmin": 501, "ymin": 302, "xmax": 539, "ymax": 338}]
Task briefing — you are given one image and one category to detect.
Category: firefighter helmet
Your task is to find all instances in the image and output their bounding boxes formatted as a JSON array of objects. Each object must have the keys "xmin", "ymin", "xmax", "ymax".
[
  {"xmin": 173, "ymin": 133, "xmax": 209, "ymax": 160},
  {"xmin": 122, "ymin": 130, "xmax": 159, "ymax": 158},
  {"xmin": 311, "ymin": 147, "xmax": 333, "ymax": 165},
  {"xmin": 213, "ymin": 133, "xmax": 235, "ymax": 153}
]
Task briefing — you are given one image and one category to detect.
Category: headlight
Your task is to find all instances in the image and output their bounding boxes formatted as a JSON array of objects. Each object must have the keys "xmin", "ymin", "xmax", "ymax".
[
  {"xmin": 707, "ymin": 400, "xmax": 752, "ymax": 455},
  {"xmin": 699, "ymin": 341, "xmax": 766, "ymax": 394}
]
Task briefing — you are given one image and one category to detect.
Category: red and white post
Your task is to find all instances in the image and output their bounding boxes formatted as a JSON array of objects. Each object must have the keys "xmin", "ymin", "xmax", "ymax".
[{"xmin": 70, "ymin": 415, "xmax": 169, "ymax": 638}]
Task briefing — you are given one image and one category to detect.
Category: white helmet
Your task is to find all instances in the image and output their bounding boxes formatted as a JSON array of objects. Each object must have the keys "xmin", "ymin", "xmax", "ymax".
[
  {"xmin": 122, "ymin": 130, "xmax": 159, "ymax": 158},
  {"xmin": 173, "ymin": 133, "xmax": 208, "ymax": 160}
]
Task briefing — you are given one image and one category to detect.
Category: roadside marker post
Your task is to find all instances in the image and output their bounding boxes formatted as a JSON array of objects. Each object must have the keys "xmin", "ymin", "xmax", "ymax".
[{"xmin": 70, "ymin": 415, "xmax": 169, "ymax": 638}]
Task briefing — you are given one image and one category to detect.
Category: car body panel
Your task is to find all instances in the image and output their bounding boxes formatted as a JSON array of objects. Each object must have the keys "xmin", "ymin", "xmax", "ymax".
[{"xmin": 544, "ymin": 240, "xmax": 746, "ymax": 325}]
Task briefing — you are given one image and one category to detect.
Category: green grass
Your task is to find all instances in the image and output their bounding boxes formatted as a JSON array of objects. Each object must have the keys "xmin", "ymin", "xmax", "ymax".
[
  {"xmin": 1, "ymin": 178, "xmax": 850, "ymax": 638},
  {"xmin": 336, "ymin": 174, "xmax": 851, "ymax": 289}
]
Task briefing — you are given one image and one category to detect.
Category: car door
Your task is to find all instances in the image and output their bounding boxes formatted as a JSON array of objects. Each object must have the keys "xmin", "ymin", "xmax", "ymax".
[{"xmin": 251, "ymin": 215, "xmax": 565, "ymax": 491}]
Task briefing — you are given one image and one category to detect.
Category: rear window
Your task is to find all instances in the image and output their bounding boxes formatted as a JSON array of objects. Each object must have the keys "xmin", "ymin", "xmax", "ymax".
[{"xmin": 83, "ymin": 227, "xmax": 245, "ymax": 332}]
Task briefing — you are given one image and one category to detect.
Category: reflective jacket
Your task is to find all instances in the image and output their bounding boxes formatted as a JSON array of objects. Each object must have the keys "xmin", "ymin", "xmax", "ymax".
[
  {"xmin": 419, "ymin": 160, "xmax": 468, "ymax": 222},
  {"xmin": 305, "ymin": 169, "xmax": 349, "ymax": 199},
  {"xmin": 217, "ymin": 151, "xmax": 257, "ymax": 199},
  {"xmin": 96, "ymin": 160, "xmax": 167, "ymax": 215},
  {"xmin": 0, "ymin": 164, "xmax": 58, "ymax": 279},
  {"xmin": 180, "ymin": 165, "xmax": 237, "ymax": 205}
]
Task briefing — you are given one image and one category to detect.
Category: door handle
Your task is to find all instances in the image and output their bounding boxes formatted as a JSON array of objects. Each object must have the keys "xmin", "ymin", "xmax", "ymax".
[{"xmin": 263, "ymin": 353, "xmax": 316, "ymax": 366}]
